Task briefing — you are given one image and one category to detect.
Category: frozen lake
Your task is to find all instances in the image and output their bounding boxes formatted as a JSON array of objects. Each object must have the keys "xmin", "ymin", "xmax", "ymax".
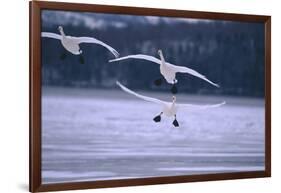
[{"xmin": 42, "ymin": 87, "xmax": 265, "ymax": 184}]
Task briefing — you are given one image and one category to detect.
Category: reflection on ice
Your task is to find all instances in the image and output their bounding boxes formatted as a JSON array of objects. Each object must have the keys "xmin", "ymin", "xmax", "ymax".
[{"xmin": 42, "ymin": 87, "xmax": 265, "ymax": 184}]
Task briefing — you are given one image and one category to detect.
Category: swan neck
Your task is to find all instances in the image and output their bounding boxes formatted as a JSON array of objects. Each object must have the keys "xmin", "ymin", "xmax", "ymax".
[
  {"xmin": 159, "ymin": 53, "xmax": 166, "ymax": 66},
  {"xmin": 59, "ymin": 29, "xmax": 66, "ymax": 37}
]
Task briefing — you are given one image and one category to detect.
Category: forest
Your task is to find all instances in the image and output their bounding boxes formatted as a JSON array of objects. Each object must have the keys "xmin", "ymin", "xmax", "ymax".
[{"xmin": 41, "ymin": 11, "xmax": 265, "ymax": 97}]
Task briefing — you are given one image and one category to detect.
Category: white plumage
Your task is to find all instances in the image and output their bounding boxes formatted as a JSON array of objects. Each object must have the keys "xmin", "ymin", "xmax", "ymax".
[
  {"xmin": 116, "ymin": 81, "xmax": 225, "ymax": 127},
  {"xmin": 41, "ymin": 26, "xmax": 119, "ymax": 58},
  {"xmin": 110, "ymin": 50, "xmax": 219, "ymax": 87}
]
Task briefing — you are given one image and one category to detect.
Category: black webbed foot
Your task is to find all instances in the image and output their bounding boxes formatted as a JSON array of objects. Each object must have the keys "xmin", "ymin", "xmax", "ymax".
[
  {"xmin": 154, "ymin": 78, "xmax": 162, "ymax": 86},
  {"xmin": 153, "ymin": 115, "xmax": 161, "ymax": 122},
  {"xmin": 171, "ymin": 84, "xmax": 178, "ymax": 94},
  {"xmin": 79, "ymin": 55, "xmax": 85, "ymax": 64},
  {"xmin": 60, "ymin": 52, "xmax": 67, "ymax": 60},
  {"xmin": 173, "ymin": 119, "xmax": 179, "ymax": 127}
]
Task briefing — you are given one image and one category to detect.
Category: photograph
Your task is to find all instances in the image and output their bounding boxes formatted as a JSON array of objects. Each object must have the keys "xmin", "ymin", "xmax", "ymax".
[{"xmin": 40, "ymin": 9, "xmax": 265, "ymax": 184}]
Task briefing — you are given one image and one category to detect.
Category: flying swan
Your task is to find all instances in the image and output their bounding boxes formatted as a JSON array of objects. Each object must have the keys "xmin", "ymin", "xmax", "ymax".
[
  {"xmin": 110, "ymin": 50, "xmax": 219, "ymax": 94},
  {"xmin": 116, "ymin": 81, "xmax": 225, "ymax": 127},
  {"xmin": 41, "ymin": 26, "xmax": 119, "ymax": 64}
]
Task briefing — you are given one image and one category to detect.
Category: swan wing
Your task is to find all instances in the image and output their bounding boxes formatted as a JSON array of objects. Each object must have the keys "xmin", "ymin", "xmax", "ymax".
[
  {"xmin": 41, "ymin": 32, "xmax": 62, "ymax": 40},
  {"xmin": 75, "ymin": 37, "xmax": 119, "ymax": 58},
  {"xmin": 177, "ymin": 101, "xmax": 225, "ymax": 110},
  {"xmin": 116, "ymin": 81, "xmax": 166, "ymax": 105},
  {"xmin": 109, "ymin": 54, "xmax": 161, "ymax": 65},
  {"xmin": 168, "ymin": 63, "xmax": 219, "ymax": 87}
]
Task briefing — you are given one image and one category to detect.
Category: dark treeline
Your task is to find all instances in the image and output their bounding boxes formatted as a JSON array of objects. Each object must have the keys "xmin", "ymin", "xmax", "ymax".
[{"xmin": 42, "ymin": 16, "xmax": 265, "ymax": 97}]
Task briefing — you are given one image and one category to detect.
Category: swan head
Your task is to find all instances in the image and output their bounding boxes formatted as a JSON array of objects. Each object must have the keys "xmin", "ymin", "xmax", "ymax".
[
  {"xmin": 58, "ymin": 26, "xmax": 63, "ymax": 33},
  {"xmin": 158, "ymin": 49, "xmax": 163, "ymax": 56}
]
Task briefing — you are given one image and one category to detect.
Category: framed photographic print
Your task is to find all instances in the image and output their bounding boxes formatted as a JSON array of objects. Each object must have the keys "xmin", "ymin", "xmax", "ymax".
[{"xmin": 30, "ymin": 0, "xmax": 271, "ymax": 192}]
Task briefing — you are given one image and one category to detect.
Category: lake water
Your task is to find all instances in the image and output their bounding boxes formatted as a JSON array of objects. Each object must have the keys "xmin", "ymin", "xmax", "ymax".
[{"xmin": 42, "ymin": 87, "xmax": 265, "ymax": 184}]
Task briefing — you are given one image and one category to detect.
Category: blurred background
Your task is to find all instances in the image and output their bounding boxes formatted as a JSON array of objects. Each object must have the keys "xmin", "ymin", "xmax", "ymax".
[
  {"xmin": 41, "ymin": 10, "xmax": 265, "ymax": 97},
  {"xmin": 41, "ymin": 10, "xmax": 265, "ymax": 184}
]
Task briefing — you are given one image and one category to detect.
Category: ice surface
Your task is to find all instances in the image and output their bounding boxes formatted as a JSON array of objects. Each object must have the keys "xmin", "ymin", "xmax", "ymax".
[{"xmin": 42, "ymin": 87, "xmax": 265, "ymax": 184}]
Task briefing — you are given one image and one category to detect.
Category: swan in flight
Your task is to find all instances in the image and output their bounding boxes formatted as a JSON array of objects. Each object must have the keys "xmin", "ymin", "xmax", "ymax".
[
  {"xmin": 110, "ymin": 50, "xmax": 219, "ymax": 94},
  {"xmin": 41, "ymin": 26, "xmax": 119, "ymax": 64},
  {"xmin": 116, "ymin": 81, "xmax": 225, "ymax": 127}
]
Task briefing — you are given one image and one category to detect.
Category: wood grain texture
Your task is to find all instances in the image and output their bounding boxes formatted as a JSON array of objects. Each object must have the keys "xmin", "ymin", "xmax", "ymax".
[{"xmin": 29, "ymin": 1, "xmax": 271, "ymax": 192}]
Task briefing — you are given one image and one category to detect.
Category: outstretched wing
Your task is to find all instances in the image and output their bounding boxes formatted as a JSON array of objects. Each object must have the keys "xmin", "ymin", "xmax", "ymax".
[
  {"xmin": 177, "ymin": 101, "xmax": 225, "ymax": 110},
  {"xmin": 168, "ymin": 64, "xmax": 220, "ymax": 88},
  {"xmin": 75, "ymin": 37, "xmax": 119, "ymax": 58},
  {"xmin": 116, "ymin": 81, "xmax": 166, "ymax": 105},
  {"xmin": 109, "ymin": 54, "xmax": 161, "ymax": 64},
  {"xmin": 110, "ymin": 54, "xmax": 219, "ymax": 88},
  {"xmin": 41, "ymin": 32, "xmax": 62, "ymax": 40}
]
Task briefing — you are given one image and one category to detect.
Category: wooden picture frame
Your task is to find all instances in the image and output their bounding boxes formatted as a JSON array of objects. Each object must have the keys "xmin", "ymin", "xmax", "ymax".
[{"xmin": 30, "ymin": 0, "xmax": 271, "ymax": 192}]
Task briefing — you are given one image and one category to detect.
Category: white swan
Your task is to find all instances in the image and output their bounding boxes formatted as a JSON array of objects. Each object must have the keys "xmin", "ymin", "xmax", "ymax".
[
  {"xmin": 110, "ymin": 50, "xmax": 219, "ymax": 93},
  {"xmin": 116, "ymin": 81, "xmax": 225, "ymax": 127},
  {"xmin": 42, "ymin": 26, "xmax": 119, "ymax": 63}
]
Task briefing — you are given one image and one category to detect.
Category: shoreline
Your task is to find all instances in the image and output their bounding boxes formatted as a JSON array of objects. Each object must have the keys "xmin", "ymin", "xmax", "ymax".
[{"xmin": 42, "ymin": 86, "xmax": 265, "ymax": 106}]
